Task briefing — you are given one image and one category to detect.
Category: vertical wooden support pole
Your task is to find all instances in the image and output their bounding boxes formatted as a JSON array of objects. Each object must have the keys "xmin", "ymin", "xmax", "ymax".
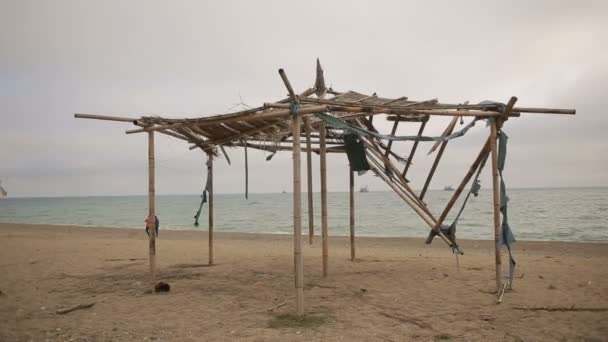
[
  {"xmin": 349, "ymin": 166, "xmax": 355, "ymax": 261},
  {"xmin": 147, "ymin": 130, "xmax": 156, "ymax": 279},
  {"xmin": 490, "ymin": 121, "xmax": 502, "ymax": 292},
  {"xmin": 292, "ymin": 115, "xmax": 304, "ymax": 316},
  {"xmin": 304, "ymin": 118, "xmax": 314, "ymax": 245},
  {"xmin": 319, "ymin": 122, "xmax": 329, "ymax": 277},
  {"xmin": 244, "ymin": 143, "xmax": 248, "ymax": 199},
  {"xmin": 208, "ymin": 154, "xmax": 214, "ymax": 265}
]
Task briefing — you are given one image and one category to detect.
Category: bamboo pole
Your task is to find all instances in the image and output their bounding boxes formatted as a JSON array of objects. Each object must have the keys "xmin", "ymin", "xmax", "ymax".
[
  {"xmin": 349, "ymin": 166, "xmax": 355, "ymax": 261},
  {"xmin": 402, "ymin": 119, "xmax": 428, "ymax": 178},
  {"xmin": 490, "ymin": 120, "xmax": 502, "ymax": 292},
  {"xmin": 304, "ymin": 118, "xmax": 314, "ymax": 245},
  {"xmin": 432, "ymin": 138, "xmax": 491, "ymax": 230},
  {"xmin": 279, "ymin": 68, "xmax": 304, "ymax": 316},
  {"xmin": 383, "ymin": 119, "xmax": 400, "ymax": 174},
  {"xmin": 244, "ymin": 143, "xmax": 248, "ymax": 199},
  {"xmin": 420, "ymin": 117, "xmax": 459, "ymax": 200},
  {"xmin": 74, "ymin": 113, "xmax": 137, "ymax": 122},
  {"xmin": 292, "ymin": 114, "xmax": 304, "ymax": 316},
  {"xmin": 208, "ymin": 154, "xmax": 214, "ymax": 265},
  {"xmin": 320, "ymin": 122, "xmax": 329, "ymax": 277},
  {"xmin": 147, "ymin": 130, "xmax": 156, "ymax": 279}
]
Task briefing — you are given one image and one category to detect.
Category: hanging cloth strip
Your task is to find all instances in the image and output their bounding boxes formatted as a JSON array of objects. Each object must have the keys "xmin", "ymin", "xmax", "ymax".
[
  {"xmin": 343, "ymin": 134, "xmax": 371, "ymax": 172},
  {"xmin": 314, "ymin": 112, "xmax": 479, "ymax": 143},
  {"xmin": 145, "ymin": 215, "xmax": 159, "ymax": 237},
  {"xmin": 193, "ymin": 158, "xmax": 212, "ymax": 227},
  {"xmin": 497, "ymin": 129, "xmax": 517, "ymax": 288}
]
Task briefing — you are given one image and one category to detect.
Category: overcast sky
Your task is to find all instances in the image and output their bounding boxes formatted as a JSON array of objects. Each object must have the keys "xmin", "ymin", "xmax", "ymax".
[{"xmin": 1, "ymin": 0, "xmax": 607, "ymax": 197}]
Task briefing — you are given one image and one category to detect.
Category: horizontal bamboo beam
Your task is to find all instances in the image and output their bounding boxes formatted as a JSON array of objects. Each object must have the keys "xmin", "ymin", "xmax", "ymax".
[
  {"xmin": 74, "ymin": 113, "xmax": 137, "ymax": 123},
  {"xmin": 235, "ymin": 142, "xmax": 345, "ymax": 154},
  {"xmin": 303, "ymin": 97, "xmax": 575, "ymax": 115},
  {"xmin": 513, "ymin": 107, "xmax": 575, "ymax": 115},
  {"xmin": 386, "ymin": 115, "xmax": 429, "ymax": 122}
]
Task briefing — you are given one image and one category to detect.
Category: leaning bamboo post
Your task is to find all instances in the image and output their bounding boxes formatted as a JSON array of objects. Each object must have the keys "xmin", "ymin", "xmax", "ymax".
[
  {"xmin": 490, "ymin": 120, "xmax": 502, "ymax": 292},
  {"xmin": 304, "ymin": 118, "xmax": 314, "ymax": 244},
  {"xmin": 147, "ymin": 129, "xmax": 156, "ymax": 279},
  {"xmin": 320, "ymin": 122, "xmax": 329, "ymax": 277},
  {"xmin": 420, "ymin": 116, "xmax": 459, "ymax": 200},
  {"xmin": 402, "ymin": 118, "xmax": 428, "ymax": 178},
  {"xmin": 292, "ymin": 112, "xmax": 304, "ymax": 316},
  {"xmin": 433, "ymin": 138, "xmax": 491, "ymax": 230},
  {"xmin": 349, "ymin": 166, "xmax": 356, "ymax": 261},
  {"xmin": 208, "ymin": 153, "xmax": 214, "ymax": 265},
  {"xmin": 383, "ymin": 120, "xmax": 400, "ymax": 174}
]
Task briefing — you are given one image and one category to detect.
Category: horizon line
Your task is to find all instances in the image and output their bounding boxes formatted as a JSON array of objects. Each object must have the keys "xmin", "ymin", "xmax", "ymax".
[{"xmin": 4, "ymin": 185, "xmax": 607, "ymax": 199}]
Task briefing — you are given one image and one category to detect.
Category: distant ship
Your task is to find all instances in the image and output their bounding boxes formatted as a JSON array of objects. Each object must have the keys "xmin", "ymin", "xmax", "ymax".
[
  {"xmin": 443, "ymin": 185, "xmax": 454, "ymax": 191},
  {"xmin": 0, "ymin": 180, "xmax": 7, "ymax": 199},
  {"xmin": 281, "ymin": 190, "xmax": 287, "ymax": 194},
  {"xmin": 359, "ymin": 185, "xmax": 369, "ymax": 193}
]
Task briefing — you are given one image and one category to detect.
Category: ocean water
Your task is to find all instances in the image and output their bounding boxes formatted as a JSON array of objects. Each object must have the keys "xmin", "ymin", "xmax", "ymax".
[{"xmin": 0, "ymin": 188, "xmax": 607, "ymax": 242}]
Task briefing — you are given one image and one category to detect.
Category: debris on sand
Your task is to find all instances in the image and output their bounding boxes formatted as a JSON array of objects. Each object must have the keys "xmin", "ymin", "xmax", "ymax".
[
  {"xmin": 56, "ymin": 302, "xmax": 96, "ymax": 315},
  {"xmin": 154, "ymin": 282, "xmax": 170, "ymax": 293}
]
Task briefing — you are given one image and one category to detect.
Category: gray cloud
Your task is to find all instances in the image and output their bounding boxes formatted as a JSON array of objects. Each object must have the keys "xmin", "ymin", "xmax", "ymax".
[{"xmin": 1, "ymin": 0, "xmax": 606, "ymax": 197}]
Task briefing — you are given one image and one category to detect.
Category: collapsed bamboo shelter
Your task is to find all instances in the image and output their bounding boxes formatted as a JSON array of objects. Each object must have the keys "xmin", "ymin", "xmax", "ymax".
[{"xmin": 75, "ymin": 60, "xmax": 575, "ymax": 315}]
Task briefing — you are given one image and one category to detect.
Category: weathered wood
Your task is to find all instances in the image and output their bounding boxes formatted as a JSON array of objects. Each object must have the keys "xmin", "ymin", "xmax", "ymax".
[
  {"xmin": 386, "ymin": 115, "xmax": 428, "ymax": 122},
  {"xmin": 56, "ymin": 302, "xmax": 96, "ymax": 315},
  {"xmin": 74, "ymin": 113, "xmax": 136, "ymax": 122},
  {"xmin": 490, "ymin": 97, "xmax": 518, "ymax": 292},
  {"xmin": 320, "ymin": 122, "xmax": 329, "ymax": 277},
  {"xmin": 512, "ymin": 107, "xmax": 575, "ymax": 115},
  {"xmin": 513, "ymin": 307, "xmax": 608, "ymax": 312},
  {"xmin": 432, "ymin": 138, "xmax": 491, "ymax": 231},
  {"xmin": 420, "ymin": 117, "xmax": 459, "ymax": 200},
  {"xmin": 244, "ymin": 142, "xmax": 248, "ymax": 199},
  {"xmin": 383, "ymin": 119, "xmax": 400, "ymax": 174},
  {"xmin": 189, "ymin": 120, "xmax": 281, "ymax": 150},
  {"xmin": 279, "ymin": 68, "xmax": 298, "ymax": 101},
  {"xmin": 147, "ymin": 130, "xmax": 156, "ymax": 279},
  {"xmin": 490, "ymin": 120, "xmax": 502, "ymax": 292},
  {"xmin": 208, "ymin": 154, "xmax": 214, "ymax": 265},
  {"xmin": 304, "ymin": 118, "xmax": 314, "ymax": 245},
  {"xmin": 349, "ymin": 166, "xmax": 355, "ymax": 261},
  {"xmin": 362, "ymin": 137, "xmax": 432, "ymax": 216},
  {"xmin": 402, "ymin": 119, "xmax": 428, "ymax": 178},
  {"xmin": 315, "ymin": 58, "xmax": 327, "ymax": 97},
  {"xmin": 235, "ymin": 142, "xmax": 346, "ymax": 154},
  {"xmin": 292, "ymin": 115, "xmax": 304, "ymax": 316}
]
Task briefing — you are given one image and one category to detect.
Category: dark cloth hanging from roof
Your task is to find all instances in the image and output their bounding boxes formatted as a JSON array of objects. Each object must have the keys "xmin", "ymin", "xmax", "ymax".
[{"xmin": 344, "ymin": 134, "xmax": 370, "ymax": 172}]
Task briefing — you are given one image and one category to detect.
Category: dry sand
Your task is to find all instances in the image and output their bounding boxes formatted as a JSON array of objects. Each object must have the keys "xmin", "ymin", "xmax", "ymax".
[{"xmin": 0, "ymin": 223, "xmax": 606, "ymax": 341}]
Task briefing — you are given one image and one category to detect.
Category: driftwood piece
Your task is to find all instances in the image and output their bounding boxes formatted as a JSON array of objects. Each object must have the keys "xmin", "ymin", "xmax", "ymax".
[
  {"xmin": 513, "ymin": 307, "xmax": 608, "ymax": 312},
  {"xmin": 496, "ymin": 283, "xmax": 507, "ymax": 304},
  {"xmin": 378, "ymin": 312, "xmax": 432, "ymax": 329},
  {"xmin": 56, "ymin": 302, "xmax": 96, "ymax": 315},
  {"xmin": 267, "ymin": 302, "xmax": 287, "ymax": 312}
]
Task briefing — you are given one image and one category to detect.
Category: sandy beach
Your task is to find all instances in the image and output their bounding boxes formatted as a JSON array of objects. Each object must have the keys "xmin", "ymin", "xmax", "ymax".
[{"xmin": 0, "ymin": 223, "xmax": 606, "ymax": 341}]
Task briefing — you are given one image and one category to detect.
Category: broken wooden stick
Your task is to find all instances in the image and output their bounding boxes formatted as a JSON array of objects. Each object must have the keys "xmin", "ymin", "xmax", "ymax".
[
  {"xmin": 267, "ymin": 302, "xmax": 287, "ymax": 312},
  {"xmin": 513, "ymin": 306, "xmax": 608, "ymax": 312},
  {"xmin": 56, "ymin": 302, "xmax": 96, "ymax": 315},
  {"xmin": 496, "ymin": 283, "xmax": 507, "ymax": 304}
]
